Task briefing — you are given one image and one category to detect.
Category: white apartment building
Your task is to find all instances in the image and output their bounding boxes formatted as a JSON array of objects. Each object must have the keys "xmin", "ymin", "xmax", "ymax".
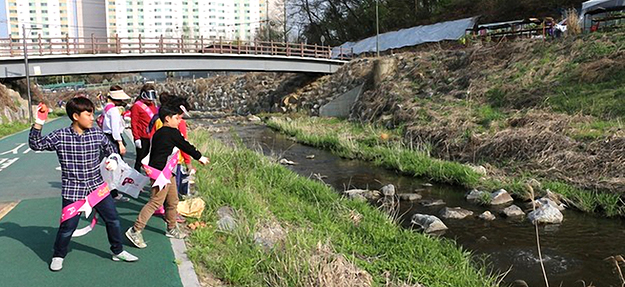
[
  {"xmin": 0, "ymin": 0, "xmax": 76, "ymax": 39},
  {"xmin": 105, "ymin": 0, "xmax": 272, "ymax": 41}
]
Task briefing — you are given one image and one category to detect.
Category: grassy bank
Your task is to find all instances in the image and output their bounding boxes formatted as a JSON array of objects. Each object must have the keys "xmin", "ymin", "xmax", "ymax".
[
  {"xmin": 0, "ymin": 121, "xmax": 30, "ymax": 138},
  {"xmin": 187, "ymin": 129, "xmax": 499, "ymax": 286},
  {"xmin": 266, "ymin": 116, "xmax": 625, "ymax": 217}
]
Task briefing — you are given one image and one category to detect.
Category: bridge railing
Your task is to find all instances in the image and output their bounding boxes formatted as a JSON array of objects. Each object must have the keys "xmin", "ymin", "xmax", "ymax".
[{"xmin": 0, "ymin": 34, "xmax": 354, "ymax": 60}]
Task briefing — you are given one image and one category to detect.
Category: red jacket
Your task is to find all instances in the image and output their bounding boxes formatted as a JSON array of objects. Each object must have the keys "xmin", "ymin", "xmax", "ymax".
[
  {"xmin": 130, "ymin": 100, "xmax": 157, "ymax": 140},
  {"xmin": 179, "ymin": 119, "xmax": 191, "ymax": 165}
]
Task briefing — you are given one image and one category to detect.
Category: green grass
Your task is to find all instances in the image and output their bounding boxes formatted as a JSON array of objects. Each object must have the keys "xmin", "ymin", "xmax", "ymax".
[
  {"xmin": 266, "ymin": 116, "xmax": 625, "ymax": 217},
  {"xmin": 0, "ymin": 121, "xmax": 29, "ymax": 138},
  {"xmin": 267, "ymin": 117, "xmax": 480, "ymax": 187},
  {"xmin": 186, "ymin": 130, "xmax": 499, "ymax": 286}
]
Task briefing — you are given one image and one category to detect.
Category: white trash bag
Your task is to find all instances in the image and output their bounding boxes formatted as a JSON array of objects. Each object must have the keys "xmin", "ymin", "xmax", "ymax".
[{"xmin": 100, "ymin": 154, "xmax": 149, "ymax": 198}]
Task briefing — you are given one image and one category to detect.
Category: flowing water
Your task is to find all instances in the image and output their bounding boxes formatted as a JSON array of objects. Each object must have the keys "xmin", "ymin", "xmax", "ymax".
[{"xmin": 204, "ymin": 121, "xmax": 625, "ymax": 286}]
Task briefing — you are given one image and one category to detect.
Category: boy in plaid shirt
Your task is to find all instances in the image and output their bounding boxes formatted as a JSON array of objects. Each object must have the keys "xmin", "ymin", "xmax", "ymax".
[{"xmin": 29, "ymin": 97, "xmax": 138, "ymax": 271}]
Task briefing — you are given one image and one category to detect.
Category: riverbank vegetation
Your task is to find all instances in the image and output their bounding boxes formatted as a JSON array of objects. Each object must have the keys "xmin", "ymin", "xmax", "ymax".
[
  {"xmin": 186, "ymin": 129, "xmax": 500, "ymax": 286},
  {"xmin": 266, "ymin": 116, "xmax": 624, "ymax": 217}
]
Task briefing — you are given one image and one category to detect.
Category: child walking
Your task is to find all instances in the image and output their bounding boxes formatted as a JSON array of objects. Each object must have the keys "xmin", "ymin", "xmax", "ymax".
[
  {"xmin": 29, "ymin": 97, "xmax": 138, "ymax": 271},
  {"xmin": 126, "ymin": 99, "xmax": 208, "ymax": 248}
]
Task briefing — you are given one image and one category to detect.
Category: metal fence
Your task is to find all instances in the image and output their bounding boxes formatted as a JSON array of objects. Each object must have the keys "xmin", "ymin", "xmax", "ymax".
[{"xmin": 0, "ymin": 34, "xmax": 353, "ymax": 60}]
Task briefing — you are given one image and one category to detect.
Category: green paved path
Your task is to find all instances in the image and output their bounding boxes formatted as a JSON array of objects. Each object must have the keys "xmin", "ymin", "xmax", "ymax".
[{"xmin": 0, "ymin": 120, "xmax": 183, "ymax": 287}]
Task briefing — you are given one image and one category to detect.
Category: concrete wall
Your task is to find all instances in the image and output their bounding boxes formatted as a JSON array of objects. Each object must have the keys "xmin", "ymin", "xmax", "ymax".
[{"xmin": 319, "ymin": 84, "xmax": 363, "ymax": 118}]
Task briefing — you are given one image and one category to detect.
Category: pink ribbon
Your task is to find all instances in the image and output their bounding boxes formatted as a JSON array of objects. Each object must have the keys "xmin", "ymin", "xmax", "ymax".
[
  {"xmin": 143, "ymin": 151, "xmax": 180, "ymax": 191},
  {"xmin": 60, "ymin": 183, "xmax": 110, "ymax": 237}
]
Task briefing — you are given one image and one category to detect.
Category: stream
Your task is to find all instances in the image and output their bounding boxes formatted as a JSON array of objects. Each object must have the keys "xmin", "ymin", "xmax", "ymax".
[{"xmin": 201, "ymin": 120, "xmax": 625, "ymax": 286}]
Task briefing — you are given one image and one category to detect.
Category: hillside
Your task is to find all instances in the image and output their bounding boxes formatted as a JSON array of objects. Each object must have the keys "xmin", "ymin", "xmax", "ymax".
[{"xmin": 286, "ymin": 29, "xmax": 625, "ymax": 194}]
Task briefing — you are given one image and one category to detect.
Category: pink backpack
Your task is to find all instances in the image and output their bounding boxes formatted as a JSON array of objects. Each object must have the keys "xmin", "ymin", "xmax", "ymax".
[{"xmin": 96, "ymin": 104, "xmax": 116, "ymax": 129}]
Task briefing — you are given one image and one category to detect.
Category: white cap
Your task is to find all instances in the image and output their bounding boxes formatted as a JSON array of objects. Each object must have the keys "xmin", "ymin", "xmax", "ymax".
[{"xmin": 109, "ymin": 90, "xmax": 131, "ymax": 100}]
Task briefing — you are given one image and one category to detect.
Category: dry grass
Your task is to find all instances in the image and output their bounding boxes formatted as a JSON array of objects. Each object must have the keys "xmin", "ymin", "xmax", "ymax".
[
  {"xmin": 306, "ymin": 241, "xmax": 373, "ymax": 287},
  {"xmin": 567, "ymin": 9, "xmax": 582, "ymax": 36}
]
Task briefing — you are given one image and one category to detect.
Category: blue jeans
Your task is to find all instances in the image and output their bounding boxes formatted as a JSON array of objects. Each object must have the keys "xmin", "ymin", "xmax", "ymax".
[{"xmin": 52, "ymin": 194, "xmax": 123, "ymax": 258}]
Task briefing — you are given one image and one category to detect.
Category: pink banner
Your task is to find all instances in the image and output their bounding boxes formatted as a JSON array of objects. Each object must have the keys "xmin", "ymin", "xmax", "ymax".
[{"xmin": 60, "ymin": 183, "xmax": 110, "ymax": 237}]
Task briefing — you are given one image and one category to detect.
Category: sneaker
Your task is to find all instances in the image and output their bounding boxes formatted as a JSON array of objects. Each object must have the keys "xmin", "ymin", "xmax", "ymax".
[
  {"xmin": 114, "ymin": 194, "xmax": 130, "ymax": 202},
  {"xmin": 125, "ymin": 227, "xmax": 147, "ymax": 248},
  {"xmin": 49, "ymin": 257, "xmax": 63, "ymax": 271},
  {"xmin": 153, "ymin": 206, "xmax": 165, "ymax": 216},
  {"xmin": 176, "ymin": 213, "xmax": 186, "ymax": 223},
  {"xmin": 166, "ymin": 226, "xmax": 187, "ymax": 239},
  {"xmin": 112, "ymin": 250, "xmax": 139, "ymax": 262}
]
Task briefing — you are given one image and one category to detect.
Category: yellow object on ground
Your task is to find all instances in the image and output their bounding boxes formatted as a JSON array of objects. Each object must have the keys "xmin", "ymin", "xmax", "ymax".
[{"xmin": 177, "ymin": 197, "xmax": 205, "ymax": 218}]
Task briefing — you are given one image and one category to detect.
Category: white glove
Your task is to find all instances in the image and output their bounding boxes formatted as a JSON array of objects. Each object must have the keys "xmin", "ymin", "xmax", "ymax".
[
  {"xmin": 134, "ymin": 139, "xmax": 142, "ymax": 149},
  {"xmin": 105, "ymin": 158, "xmax": 118, "ymax": 171},
  {"xmin": 198, "ymin": 156, "xmax": 209, "ymax": 165}
]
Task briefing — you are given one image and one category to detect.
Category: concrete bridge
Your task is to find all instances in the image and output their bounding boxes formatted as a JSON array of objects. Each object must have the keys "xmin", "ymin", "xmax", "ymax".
[{"xmin": 0, "ymin": 36, "xmax": 352, "ymax": 78}]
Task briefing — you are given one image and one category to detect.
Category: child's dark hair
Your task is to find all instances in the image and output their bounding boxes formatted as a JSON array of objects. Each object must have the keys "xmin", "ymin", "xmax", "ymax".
[
  {"xmin": 169, "ymin": 96, "xmax": 191, "ymax": 111},
  {"xmin": 109, "ymin": 85, "xmax": 123, "ymax": 92},
  {"xmin": 66, "ymin": 96, "xmax": 95, "ymax": 121},
  {"xmin": 159, "ymin": 91, "xmax": 174, "ymax": 106},
  {"xmin": 158, "ymin": 100, "xmax": 183, "ymax": 122}
]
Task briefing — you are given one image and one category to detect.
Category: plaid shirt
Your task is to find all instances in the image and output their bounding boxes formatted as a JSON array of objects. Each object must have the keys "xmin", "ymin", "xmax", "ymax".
[{"xmin": 29, "ymin": 126, "xmax": 115, "ymax": 201}]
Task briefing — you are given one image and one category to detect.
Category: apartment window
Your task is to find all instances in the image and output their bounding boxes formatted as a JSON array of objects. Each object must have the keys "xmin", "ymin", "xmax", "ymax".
[
  {"xmin": 109, "ymin": 8, "xmax": 115, "ymax": 11},
  {"xmin": 139, "ymin": 29, "xmax": 145, "ymax": 33},
  {"xmin": 138, "ymin": 8, "xmax": 143, "ymax": 12},
  {"xmin": 127, "ymin": 8, "xmax": 132, "ymax": 12},
  {"xmin": 209, "ymin": 15, "xmax": 216, "ymax": 19},
  {"xmin": 127, "ymin": 15, "xmax": 133, "ymax": 19},
  {"xmin": 43, "ymin": 24, "xmax": 49, "ymax": 28},
  {"xmin": 156, "ymin": 23, "xmax": 162, "ymax": 25},
  {"xmin": 165, "ymin": 15, "xmax": 172, "ymax": 19},
  {"xmin": 9, "ymin": 2, "xmax": 16, "ymax": 6},
  {"xmin": 29, "ymin": 3, "xmax": 35, "ymax": 6},
  {"xmin": 29, "ymin": 10, "xmax": 36, "ymax": 13},
  {"xmin": 166, "ymin": 22, "xmax": 172, "ymax": 26},
  {"xmin": 192, "ymin": 8, "xmax": 198, "ymax": 12},
  {"xmin": 234, "ymin": 16, "xmax": 238, "ymax": 20},
  {"xmin": 193, "ymin": 15, "xmax": 198, "ymax": 19},
  {"xmin": 218, "ymin": 17, "xmax": 224, "ymax": 20},
  {"xmin": 183, "ymin": 15, "xmax": 188, "ymax": 19},
  {"xmin": 14, "ymin": 17, "xmax": 22, "ymax": 21},
  {"xmin": 128, "ymin": 29, "xmax": 133, "ymax": 33},
  {"xmin": 41, "ymin": 10, "xmax": 48, "ymax": 13},
  {"xmin": 244, "ymin": 3, "xmax": 249, "ymax": 7},
  {"xmin": 41, "ymin": 3, "xmax": 47, "ymax": 6},
  {"xmin": 165, "ymin": 1, "xmax": 172, "ymax": 4},
  {"xmin": 155, "ymin": 15, "xmax": 161, "ymax": 19}
]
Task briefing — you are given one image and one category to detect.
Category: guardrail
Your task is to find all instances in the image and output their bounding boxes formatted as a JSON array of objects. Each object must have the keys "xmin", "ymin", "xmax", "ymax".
[{"xmin": 0, "ymin": 34, "xmax": 354, "ymax": 60}]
